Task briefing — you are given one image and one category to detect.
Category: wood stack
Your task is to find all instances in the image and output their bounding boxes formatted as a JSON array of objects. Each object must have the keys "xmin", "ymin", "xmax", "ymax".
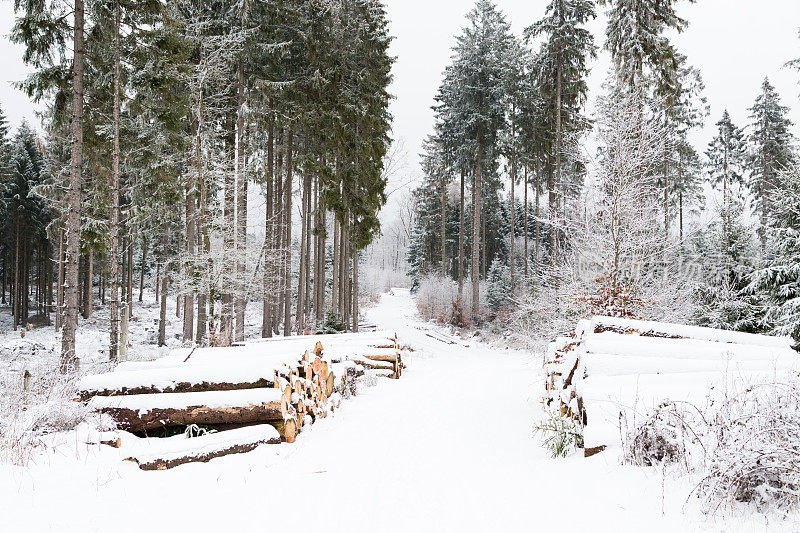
[
  {"xmin": 79, "ymin": 333, "xmax": 408, "ymax": 470},
  {"xmin": 545, "ymin": 316, "xmax": 798, "ymax": 458}
]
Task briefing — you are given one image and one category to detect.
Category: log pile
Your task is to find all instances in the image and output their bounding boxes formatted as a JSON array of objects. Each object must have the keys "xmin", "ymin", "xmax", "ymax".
[
  {"xmin": 545, "ymin": 316, "xmax": 798, "ymax": 458},
  {"xmin": 79, "ymin": 332, "xmax": 409, "ymax": 470}
]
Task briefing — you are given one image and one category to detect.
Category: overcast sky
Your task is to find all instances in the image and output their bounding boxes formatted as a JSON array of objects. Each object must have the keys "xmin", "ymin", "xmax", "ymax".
[{"xmin": 2, "ymin": 0, "xmax": 800, "ymax": 192}]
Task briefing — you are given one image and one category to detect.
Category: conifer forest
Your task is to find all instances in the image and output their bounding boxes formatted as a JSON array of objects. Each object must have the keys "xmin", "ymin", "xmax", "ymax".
[{"xmin": 4, "ymin": 1, "xmax": 800, "ymax": 531}]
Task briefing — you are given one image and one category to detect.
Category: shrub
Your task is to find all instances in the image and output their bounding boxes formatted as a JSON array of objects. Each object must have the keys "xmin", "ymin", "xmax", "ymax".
[{"xmin": 698, "ymin": 383, "xmax": 800, "ymax": 512}]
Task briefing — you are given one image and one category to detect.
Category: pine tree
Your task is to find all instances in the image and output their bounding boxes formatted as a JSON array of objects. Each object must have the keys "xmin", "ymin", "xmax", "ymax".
[{"xmin": 747, "ymin": 77, "xmax": 796, "ymax": 255}]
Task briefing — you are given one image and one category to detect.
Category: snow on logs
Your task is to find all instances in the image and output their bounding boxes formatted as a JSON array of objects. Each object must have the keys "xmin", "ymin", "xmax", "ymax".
[
  {"xmin": 545, "ymin": 316, "xmax": 800, "ymax": 458},
  {"xmin": 78, "ymin": 332, "xmax": 408, "ymax": 469}
]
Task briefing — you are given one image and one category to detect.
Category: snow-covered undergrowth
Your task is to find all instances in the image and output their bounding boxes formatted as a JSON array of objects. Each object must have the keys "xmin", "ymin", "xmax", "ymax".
[
  {"xmin": 0, "ymin": 340, "xmax": 89, "ymax": 465},
  {"xmin": 0, "ymin": 293, "xmax": 185, "ymax": 465},
  {"xmin": 545, "ymin": 316, "xmax": 800, "ymax": 517},
  {"xmin": 620, "ymin": 380, "xmax": 800, "ymax": 515},
  {"xmin": 414, "ymin": 275, "xmax": 485, "ymax": 327}
]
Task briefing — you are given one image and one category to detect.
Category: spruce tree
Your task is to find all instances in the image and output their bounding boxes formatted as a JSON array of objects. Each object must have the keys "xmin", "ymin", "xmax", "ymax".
[
  {"xmin": 526, "ymin": 0, "xmax": 596, "ymax": 223},
  {"xmin": 747, "ymin": 77, "xmax": 796, "ymax": 255},
  {"xmin": 599, "ymin": 0, "xmax": 692, "ymax": 90},
  {"xmin": 706, "ymin": 110, "xmax": 747, "ymax": 248},
  {"xmin": 748, "ymin": 166, "xmax": 800, "ymax": 342}
]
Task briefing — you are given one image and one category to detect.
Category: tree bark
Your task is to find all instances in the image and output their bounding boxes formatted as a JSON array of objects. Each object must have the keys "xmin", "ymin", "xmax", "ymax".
[{"xmin": 61, "ymin": 0, "xmax": 84, "ymax": 372}]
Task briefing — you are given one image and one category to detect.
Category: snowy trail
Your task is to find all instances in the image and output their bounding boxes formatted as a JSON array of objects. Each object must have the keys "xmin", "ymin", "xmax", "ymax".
[{"xmin": 0, "ymin": 289, "xmax": 760, "ymax": 532}]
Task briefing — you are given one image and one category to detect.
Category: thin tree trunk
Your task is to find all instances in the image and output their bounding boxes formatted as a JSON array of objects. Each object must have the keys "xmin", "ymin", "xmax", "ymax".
[
  {"xmin": 332, "ymin": 215, "xmax": 339, "ymax": 313},
  {"xmin": 441, "ymin": 171, "xmax": 446, "ymax": 278},
  {"xmin": 352, "ymin": 249, "xmax": 359, "ymax": 332},
  {"xmin": 472, "ymin": 143, "xmax": 482, "ymax": 322},
  {"xmin": 458, "ymin": 168, "xmax": 465, "ymax": 298},
  {"xmin": 158, "ymin": 221, "xmax": 169, "ymax": 347},
  {"xmin": 83, "ymin": 248, "xmax": 93, "ymax": 318},
  {"xmin": 138, "ymin": 241, "xmax": 146, "ymax": 302},
  {"xmin": 535, "ymin": 167, "xmax": 540, "ymax": 275},
  {"xmin": 510, "ymin": 118, "xmax": 516, "ymax": 294},
  {"xmin": 283, "ymin": 127, "xmax": 293, "ymax": 336},
  {"xmin": 262, "ymin": 120, "xmax": 274, "ymax": 338},
  {"xmin": 56, "ymin": 229, "xmax": 64, "ymax": 331},
  {"xmin": 183, "ymin": 171, "xmax": 196, "ymax": 343},
  {"xmin": 14, "ymin": 217, "xmax": 20, "ymax": 329},
  {"xmin": 60, "ymin": 0, "xmax": 84, "ymax": 372},
  {"xmin": 234, "ymin": 60, "xmax": 247, "ymax": 343},
  {"xmin": 524, "ymin": 165, "xmax": 528, "ymax": 279}
]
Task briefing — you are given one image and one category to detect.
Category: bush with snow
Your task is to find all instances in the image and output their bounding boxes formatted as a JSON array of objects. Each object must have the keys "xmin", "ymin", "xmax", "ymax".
[{"xmin": 698, "ymin": 383, "xmax": 800, "ymax": 512}]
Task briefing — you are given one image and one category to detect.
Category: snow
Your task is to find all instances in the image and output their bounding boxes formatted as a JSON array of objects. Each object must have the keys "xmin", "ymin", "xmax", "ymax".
[
  {"xmin": 1, "ymin": 290, "xmax": 798, "ymax": 531},
  {"xmin": 581, "ymin": 315, "xmax": 794, "ymax": 348},
  {"xmin": 126, "ymin": 425, "xmax": 281, "ymax": 466},
  {"xmin": 557, "ymin": 317, "xmax": 800, "ymax": 451},
  {"xmin": 89, "ymin": 388, "xmax": 284, "ymax": 413}
]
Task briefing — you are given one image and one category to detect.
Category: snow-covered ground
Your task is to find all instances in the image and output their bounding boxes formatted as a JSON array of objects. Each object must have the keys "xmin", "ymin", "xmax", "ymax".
[{"xmin": 0, "ymin": 289, "xmax": 796, "ymax": 531}]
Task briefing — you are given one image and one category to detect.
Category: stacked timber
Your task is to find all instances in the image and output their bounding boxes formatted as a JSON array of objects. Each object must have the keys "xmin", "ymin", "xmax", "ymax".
[
  {"xmin": 545, "ymin": 316, "xmax": 799, "ymax": 458},
  {"xmin": 78, "ymin": 332, "xmax": 409, "ymax": 470}
]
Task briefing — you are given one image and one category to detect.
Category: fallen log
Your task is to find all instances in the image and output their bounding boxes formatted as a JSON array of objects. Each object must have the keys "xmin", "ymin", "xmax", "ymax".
[
  {"xmin": 78, "ymin": 365, "xmax": 278, "ymax": 401},
  {"xmin": 126, "ymin": 425, "xmax": 281, "ymax": 471},
  {"xmin": 91, "ymin": 389, "xmax": 285, "ymax": 433}
]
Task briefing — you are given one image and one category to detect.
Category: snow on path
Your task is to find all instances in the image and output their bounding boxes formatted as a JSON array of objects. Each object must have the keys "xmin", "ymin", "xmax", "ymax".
[{"xmin": 0, "ymin": 289, "xmax": 778, "ymax": 531}]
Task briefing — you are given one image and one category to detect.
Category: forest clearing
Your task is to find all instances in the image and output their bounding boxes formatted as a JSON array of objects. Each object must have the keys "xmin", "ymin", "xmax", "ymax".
[{"xmin": 4, "ymin": 0, "xmax": 800, "ymax": 530}]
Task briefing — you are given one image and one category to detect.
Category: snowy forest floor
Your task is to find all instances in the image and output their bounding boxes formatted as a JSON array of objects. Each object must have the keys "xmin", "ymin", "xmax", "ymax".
[{"xmin": 0, "ymin": 289, "xmax": 796, "ymax": 531}]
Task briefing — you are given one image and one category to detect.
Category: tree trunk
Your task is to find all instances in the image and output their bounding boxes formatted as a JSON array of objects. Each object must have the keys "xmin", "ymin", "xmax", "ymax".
[
  {"xmin": 222, "ymin": 110, "xmax": 236, "ymax": 344},
  {"xmin": 535, "ymin": 167, "xmax": 540, "ymax": 275},
  {"xmin": 283, "ymin": 127, "xmax": 293, "ymax": 336},
  {"xmin": 458, "ymin": 168, "xmax": 464, "ymax": 298},
  {"xmin": 510, "ymin": 118, "xmax": 516, "ymax": 295},
  {"xmin": 158, "ymin": 221, "xmax": 169, "ymax": 347},
  {"xmin": 14, "ymin": 216, "xmax": 20, "ymax": 329},
  {"xmin": 262, "ymin": 120, "xmax": 274, "ymax": 338},
  {"xmin": 441, "ymin": 170, "xmax": 446, "ymax": 278},
  {"xmin": 183, "ymin": 172, "xmax": 196, "ymax": 343},
  {"xmin": 56, "ymin": 229, "xmax": 64, "ymax": 331},
  {"xmin": 61, "ymin": 0, "xmax": 84, "ymax": 372},
  {"xmin": 83, "ymin": 248, "xmax": 93, "ymax": 319},
  {"xmin": 352, "ymin": 249, "xmax": 359, "ymax": 332},
  {"xmin": 138, "ymin": 240, "xmax": 146, "ymax": 302},
  {"xmin": 234, "ymin": 60, "xmax": 247, "ymax": 343},
  {"xmin": 524, "ymin": 165, "xmax": 528, "ymax": 279},
  {"xmin": 472, "ymin": 143, "xmax": 483, "ymax": 322}
]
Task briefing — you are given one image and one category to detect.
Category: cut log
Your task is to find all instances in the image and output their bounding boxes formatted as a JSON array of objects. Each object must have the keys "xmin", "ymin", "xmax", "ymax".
[
  {"xmin": 126, "ymin": 425, "xmax": 281, "ymax": 471},
  {"xmin": 268, "ymin": 416, "xmax": 298, "ymax": 443},
  {"xmin": 325, "ymin": 372, "xmax": 335, "ymax": 397},
  {"xmin": 78, "ymin": 364, "xmax": 278, "ymax": 401},
  {"xmin": 90, "ymin": 389, "xmax": 284, "ymax": 433}
]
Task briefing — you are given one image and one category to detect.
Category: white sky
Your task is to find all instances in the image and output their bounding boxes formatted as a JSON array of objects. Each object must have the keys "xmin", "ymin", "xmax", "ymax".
[{"xmin": 2, "ymin": 0, "xmax": 800, "ymax": 191}]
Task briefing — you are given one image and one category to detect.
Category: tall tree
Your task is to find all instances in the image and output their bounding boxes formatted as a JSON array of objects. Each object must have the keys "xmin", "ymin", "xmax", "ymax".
[{"xmin": 747, "ymin": 77, "xmax": 796, "ymax": 255}]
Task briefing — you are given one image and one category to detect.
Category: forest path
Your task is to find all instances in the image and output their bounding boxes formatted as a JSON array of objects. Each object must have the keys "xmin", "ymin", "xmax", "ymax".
[{"xmin": 3, "ymin": 289, "xmax": 705, "ymax": 532}]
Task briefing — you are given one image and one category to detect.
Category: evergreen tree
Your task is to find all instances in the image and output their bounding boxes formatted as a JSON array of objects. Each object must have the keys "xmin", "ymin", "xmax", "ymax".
[
  {"xmin": 706, "ymin": 110, "xmax": 746, "ymax": 213},
  {"xmin": 525, "ymin": 0, "xmax": 596, "ymax": 222},
  {"xmin": 748, "ymin": 166, "xmax": 800, "ymax": 343},
  {"xmin": 747, "ymin": 77, "xmax": 796, "ymax": 254},
  {"xmin": 599, "ymin": 0, "xmax": 692, "ymax": 90}
]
